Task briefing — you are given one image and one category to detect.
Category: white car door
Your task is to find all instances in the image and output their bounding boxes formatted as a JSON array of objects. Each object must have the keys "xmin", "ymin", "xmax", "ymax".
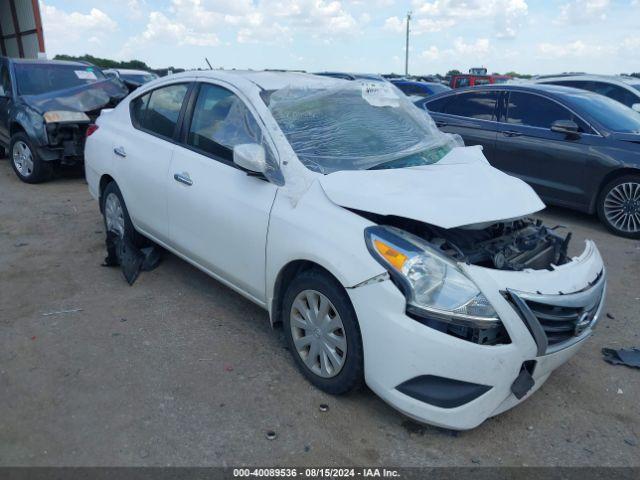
[
  {"xmin": 167, "ymin": 82, "xmax": 279, "ymax": 302},
  {"xmin": 114, "ymin": 81, "xmax": 191, "ymax": 244}
]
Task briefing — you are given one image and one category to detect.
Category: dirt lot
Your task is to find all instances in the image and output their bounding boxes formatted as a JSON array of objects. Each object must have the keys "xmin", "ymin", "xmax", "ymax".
[{"xmin": 0, "ymin": 157, "xmax": 639, "ymax": 467}]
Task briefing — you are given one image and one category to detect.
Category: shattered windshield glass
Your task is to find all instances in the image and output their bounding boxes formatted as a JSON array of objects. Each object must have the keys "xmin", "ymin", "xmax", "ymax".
[{"xmin": 268, "ymin": 82, "xmax": 462, "ymax": 174}]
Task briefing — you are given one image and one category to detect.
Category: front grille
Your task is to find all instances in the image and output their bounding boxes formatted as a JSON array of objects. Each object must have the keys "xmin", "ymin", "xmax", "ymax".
[
  {"xmin": 507, "ymin": 270, "xmax": 606, "ymax": 355},
  {"xmin": 525, "ymin": 300, "xmax": 599, "ymax": 346}
]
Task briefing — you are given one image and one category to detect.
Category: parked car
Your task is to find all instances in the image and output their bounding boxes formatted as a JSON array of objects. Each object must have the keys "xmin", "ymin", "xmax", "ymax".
[
  {"xmin": 534, "ymin": 74, "xmax": 640, "ymax": 113},
  {"xmin": 390, "ymin": 79, "xmax": 450, "ymax": 100},
  {"xmin": 449, "ymin": 73, "xmax": 510, "ymax": 89},
  {"xmin": 85, "ymin": 71, "xmax": 606, "ymax": 430},
  {"xmin": 104, "ymin": 68, "xmax": 159, "ymax": 91},
  {"xmin": 0, "ymin": 57, "xmax": 128, "ymax": 183},
  {"xmin": 418, "ymin": 84, "xmax": 640, "ymax": 238}
]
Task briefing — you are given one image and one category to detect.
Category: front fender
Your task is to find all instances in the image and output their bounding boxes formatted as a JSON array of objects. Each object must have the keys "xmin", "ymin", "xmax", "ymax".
[
  {"xmin": 266, "ymin": 181, "xmax": 386, "ymax": 319},
  {"xmin": 11, "ymin": 106, "xmax": 47, "ymax": 146}
]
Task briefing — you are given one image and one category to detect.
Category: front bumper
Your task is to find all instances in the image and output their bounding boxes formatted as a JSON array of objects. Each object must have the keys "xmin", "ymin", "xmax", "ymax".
[{"xmin": 348, "ymin": 241, "xmax": 605, "ymax": 430}]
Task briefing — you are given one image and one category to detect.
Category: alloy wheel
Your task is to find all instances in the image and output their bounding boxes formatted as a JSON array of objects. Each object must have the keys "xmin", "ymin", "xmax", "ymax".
[
  {"xmin": 104, "ymin": 192, "xmax": 125, "ymax": 238},
  {"xmin": 12, "ymin": 141, "xmax": 34, "ymax": 177},
  {"xmin": 604, "ymin": 182, "xmax": 640, "ymax": 234},
  {"xmin": 290, "ymin": 289, "xmax": 347, "ymax": 378}
]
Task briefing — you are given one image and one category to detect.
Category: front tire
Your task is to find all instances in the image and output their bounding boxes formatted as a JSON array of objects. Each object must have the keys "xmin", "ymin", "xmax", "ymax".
[
  {"xmin": 10, "ymin": 132, "xmax": 52, "ymax": 183},
  {"xmin": 597, "ymin": 175, "xmax": 640, "ymax": 239},
  {"xmin": 282, "ymin": 268, "xmax": 364, "ymax": 395}
]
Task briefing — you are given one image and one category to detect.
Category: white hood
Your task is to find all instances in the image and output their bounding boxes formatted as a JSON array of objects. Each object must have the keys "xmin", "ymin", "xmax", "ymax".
[{"xmin": 318, "ymin": 146, "xmax": 545, "ymax": 229}]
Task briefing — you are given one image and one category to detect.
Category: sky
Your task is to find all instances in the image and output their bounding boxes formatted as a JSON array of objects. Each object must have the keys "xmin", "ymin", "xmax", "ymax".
[{"xmin": 39, "ymin": 0, "xmax": 640, "ymax": 75}]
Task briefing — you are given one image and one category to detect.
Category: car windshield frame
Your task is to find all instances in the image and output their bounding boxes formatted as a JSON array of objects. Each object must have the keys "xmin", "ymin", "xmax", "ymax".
[
  {"xmin": 267, "ymin": 82, "xmax": 462, "ymax": 174},
  {"xmin": 14, "ymin": 63, "xmax": 106, "ymax": 96},
  {"xmin": 566, "ymin": 90, "xmax": 640, "ymax": 133}
]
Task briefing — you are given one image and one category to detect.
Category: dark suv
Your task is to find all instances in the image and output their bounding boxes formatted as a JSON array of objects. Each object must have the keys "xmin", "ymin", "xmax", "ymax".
[
  {"xmin": 0, "ymin": 57, "xmax": 128, "ymax": 183},
  {"xmin": 417, "ymin": 84, "xmax": 640, "ymax": 238}
]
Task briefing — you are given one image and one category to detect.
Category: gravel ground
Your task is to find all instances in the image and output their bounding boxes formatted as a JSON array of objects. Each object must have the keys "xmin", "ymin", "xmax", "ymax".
[{"xmin": 0, "ymin": 157, "xmax": 639, "ymax": 467}]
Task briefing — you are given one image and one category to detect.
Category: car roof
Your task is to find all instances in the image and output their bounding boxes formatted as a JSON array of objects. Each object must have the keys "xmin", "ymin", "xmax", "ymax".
[
  {"xmin": 7, "ymin": 57, "xmax": 92, "ymax": 67},
  {"xmin": 424, "ymin": 83, "xmax": 603, "ymax": 105},
  {"xmin": 168, "ymin": 69, "xmax": 349, "ymax": 91},
  {"xmin": 438, "ymin": 83, "xmax": 593, "ymax": 95},
  {"xmin": 534, "ymin": 74, "xmax": 638, "ymax": 85}
]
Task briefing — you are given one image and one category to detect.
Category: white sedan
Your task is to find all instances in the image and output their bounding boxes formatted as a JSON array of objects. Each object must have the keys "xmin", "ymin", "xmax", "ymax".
[{"xmin": 85, "ymin": 70, "xmax": 606, "ymax": 430}]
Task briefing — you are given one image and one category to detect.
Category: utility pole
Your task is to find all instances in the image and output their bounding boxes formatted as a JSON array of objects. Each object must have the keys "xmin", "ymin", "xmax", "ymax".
[{"xmin": 405, "ymin": 11, "xmax": 412, "ymax": 76}]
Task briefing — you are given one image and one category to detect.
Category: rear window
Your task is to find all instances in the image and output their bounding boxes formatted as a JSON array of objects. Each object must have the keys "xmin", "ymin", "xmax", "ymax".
[
  {"xmin": 14, "ymin": 63, "xmax": 105, "ymax": 96},
  {"xmin": 121, "ymin": 73, "xmax": 157, "ymax": 84}
]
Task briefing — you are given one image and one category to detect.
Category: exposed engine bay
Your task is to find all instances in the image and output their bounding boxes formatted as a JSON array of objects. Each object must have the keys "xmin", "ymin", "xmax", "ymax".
[{"xmin": 354, "ymin": 210, "xmax": 572, "ymax": 271}]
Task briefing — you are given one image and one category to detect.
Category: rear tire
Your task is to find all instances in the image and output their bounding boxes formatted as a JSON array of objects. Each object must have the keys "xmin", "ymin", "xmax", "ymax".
[
  {"xmin": 597, "ymin": 174, "xmax": 640, "ymax": 239},
  {"xmin": 10, "ymin": 132, "xmax": 52, "ymax": 183},
  {"xmin": 101, "ymin": 181, "xmax": 146, "ymax": 246},
  {"xmin": 282, "ymin": 268, "xmax": 364, "ymax": 395}
]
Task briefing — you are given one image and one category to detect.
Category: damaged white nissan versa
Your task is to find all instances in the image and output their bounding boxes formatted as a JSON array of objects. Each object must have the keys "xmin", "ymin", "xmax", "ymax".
[{"xmin": 84, "ymin": 71, "xmax": 606, "ymax": 430}]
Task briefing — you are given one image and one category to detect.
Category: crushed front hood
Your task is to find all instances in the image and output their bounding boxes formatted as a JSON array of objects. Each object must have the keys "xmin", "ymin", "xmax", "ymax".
[
  {"xmin": 21, "ymin": 79, "xmax": 129, "ymax": 114},
  {"xmin": 319, "ymin": 146, "xmax": 545, "ymax": 229}
]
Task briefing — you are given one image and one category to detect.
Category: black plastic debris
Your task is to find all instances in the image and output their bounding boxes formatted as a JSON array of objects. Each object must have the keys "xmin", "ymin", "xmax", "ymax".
[
  {"xmin": 102, "ymin": 231, "xmax": 161, "ymax": 285},
  {"xmin": 602, "ymin": 347, "xmax": 640, "ymax": 369}
]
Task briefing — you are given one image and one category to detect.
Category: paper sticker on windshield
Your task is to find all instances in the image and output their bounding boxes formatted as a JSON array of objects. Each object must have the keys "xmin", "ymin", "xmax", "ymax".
[
  {"xmin": 75, "ymin": 70, "xmax": 97, "ymax": 80},
  {"xmin": 361, "ymin": 82, "xmax": 399, "ymax": 107}
]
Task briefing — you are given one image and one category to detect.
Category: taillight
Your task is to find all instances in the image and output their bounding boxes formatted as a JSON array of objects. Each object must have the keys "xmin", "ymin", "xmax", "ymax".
[{"xmin": 86, "ymin": 124, "xmax": 99, "ymax": 137}]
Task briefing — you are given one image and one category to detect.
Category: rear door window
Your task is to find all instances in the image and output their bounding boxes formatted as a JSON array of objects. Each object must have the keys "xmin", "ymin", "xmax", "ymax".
[
  {"xmin": 131, "ymin": 83, "xmax": 189, "ymax": 139},
  {"xmin": 441, "ymin": 91, "xmax": 498, "ymax": 120},
  {"xmin": 425, "ymin": 95, "xmax": 451, "ymax": 113},
  {"xmin": 506, "ymin": 92, "xmax": 575, "ymax": 129}
]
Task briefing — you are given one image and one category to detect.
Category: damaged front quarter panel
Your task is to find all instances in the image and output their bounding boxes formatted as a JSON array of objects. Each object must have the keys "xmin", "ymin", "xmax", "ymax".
[{"xmin": 11, "ymin": 79, "xmax": 126, "ymax": 163}]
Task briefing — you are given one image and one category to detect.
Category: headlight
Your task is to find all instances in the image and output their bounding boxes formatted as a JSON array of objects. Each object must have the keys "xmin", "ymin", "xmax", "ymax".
[
  {"xmin": 43, "ymin": 111, "xmax": 90, "ymax": 124},
  {"xmin": 365, "ymin": 225, "xmax": 500, "ymax": 328}
]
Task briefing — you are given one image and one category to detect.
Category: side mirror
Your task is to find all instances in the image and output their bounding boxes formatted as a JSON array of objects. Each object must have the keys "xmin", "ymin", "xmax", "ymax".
[
  {"xmin": 632, "ymin": 103, "xmax": 640, "ymax": 113},
  {"xmin": 233, "ymin": 143, "xmax": 266, "ymax": 174},
  {"xmin": 551, "ymin": 119, "xmax": 580, "ymax": 137}
]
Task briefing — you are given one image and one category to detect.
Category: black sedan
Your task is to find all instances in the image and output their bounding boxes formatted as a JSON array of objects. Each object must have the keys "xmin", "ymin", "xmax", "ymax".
[{"xmin": 417, "ymin": 84, "xmax": 640, "ymax": 238}]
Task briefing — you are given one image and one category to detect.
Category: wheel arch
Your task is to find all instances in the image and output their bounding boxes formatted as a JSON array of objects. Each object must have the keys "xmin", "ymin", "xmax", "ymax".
[
  {"xmin": 98, "ymin": 174, "xmax": 116, "ymax": 213},
  {"xmin": 9, "ymin": 121, "xmax": 26, "ymax": 137},
  {"xmin": 269, "ymin": 259, "xmax": 348, "ymax": 327},
  {"xmin": 591, "ymin": 167, "xmax": 640, "ymax": 213}
]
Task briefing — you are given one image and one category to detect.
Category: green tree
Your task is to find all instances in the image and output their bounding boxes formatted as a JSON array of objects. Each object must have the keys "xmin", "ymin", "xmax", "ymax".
[
  {"xmin": 53, "ymin": 54, "xmax": 152, "ymax": 71},
  {"xmin": 505, "ymin": 71, "xmax": 533, "ymax": 79}
]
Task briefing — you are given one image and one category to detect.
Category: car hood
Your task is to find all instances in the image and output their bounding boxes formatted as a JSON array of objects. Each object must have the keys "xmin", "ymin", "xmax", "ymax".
[
  {"xmin": 20, "ymin": 79, "xmax": 129, "ymax": 115},
  {"xmin": 318, "ymin": 146, "xmax": 545, "ymax": 229}
]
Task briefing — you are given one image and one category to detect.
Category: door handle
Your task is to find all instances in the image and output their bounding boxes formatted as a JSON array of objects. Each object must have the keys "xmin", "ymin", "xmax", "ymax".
[
  {"xmin": 502, "ymin": 130, "xmax": 522, "ymax": 137},
  {"xmin": 435, "ymin": 121, "xmax": 448, "ymax": 127},
  {"xmin": 173, "ymin": 172, "xmax": 193, "ymax": 186},
  {"xmin": 113, "ymin": 146, "xmax": 127, "ymax": 157}
]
